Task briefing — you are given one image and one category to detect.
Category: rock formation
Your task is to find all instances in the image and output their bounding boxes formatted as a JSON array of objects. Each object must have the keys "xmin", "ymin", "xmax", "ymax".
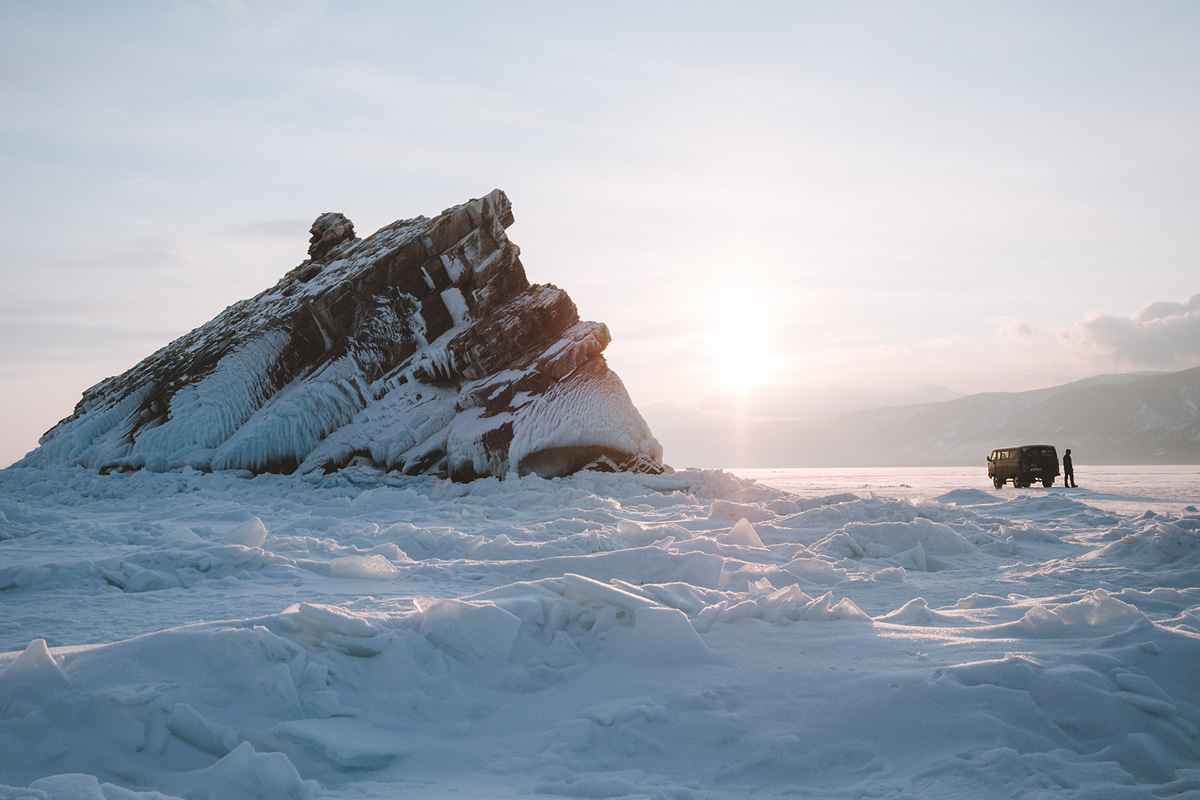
[{"xmin": 17, "ymin": 190, "xmax": 665, "ymax": 480}]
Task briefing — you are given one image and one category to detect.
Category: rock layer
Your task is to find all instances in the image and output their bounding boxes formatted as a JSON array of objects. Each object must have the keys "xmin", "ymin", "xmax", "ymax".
[{"xmin": 18, "ymin": 190, "xmax": 665, "ymax": 480}]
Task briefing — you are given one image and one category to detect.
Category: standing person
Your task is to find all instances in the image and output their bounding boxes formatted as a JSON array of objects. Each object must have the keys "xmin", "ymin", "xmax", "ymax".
[{"xmin": 1063, "ymin": 448, "xmax": 1077, "ymax": 488}]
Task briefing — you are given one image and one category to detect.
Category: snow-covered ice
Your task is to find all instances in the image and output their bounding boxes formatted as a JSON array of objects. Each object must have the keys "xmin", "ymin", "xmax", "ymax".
[{"xmin": 1, "ymin": 464, "xmax": 1198, "ymax": 798}]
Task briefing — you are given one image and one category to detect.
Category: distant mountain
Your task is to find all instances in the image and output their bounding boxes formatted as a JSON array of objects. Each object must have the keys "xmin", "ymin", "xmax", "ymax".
[{"xmin": 663, "ymin": 367, "xmax": 1200, "ymax": 467}]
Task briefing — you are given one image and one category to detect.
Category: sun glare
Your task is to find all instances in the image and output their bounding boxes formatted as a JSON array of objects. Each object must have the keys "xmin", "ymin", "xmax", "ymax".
[{"xmin": 708, "ymin": 306, "xmax": 775, "ymax": 396}]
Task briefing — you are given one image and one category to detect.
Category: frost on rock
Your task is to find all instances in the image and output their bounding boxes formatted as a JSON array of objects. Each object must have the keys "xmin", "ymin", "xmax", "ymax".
[{"xmin": 16, "ymin": 190, "xmax": 666, "ymax": 480}]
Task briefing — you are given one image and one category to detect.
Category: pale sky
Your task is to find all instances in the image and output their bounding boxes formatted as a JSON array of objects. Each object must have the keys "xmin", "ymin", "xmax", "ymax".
[{"xmin": 2, "ymin": 1, "xmax": 1199, "ymax": 467}]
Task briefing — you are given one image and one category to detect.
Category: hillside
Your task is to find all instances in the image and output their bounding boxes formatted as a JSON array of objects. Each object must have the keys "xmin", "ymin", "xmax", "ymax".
[{"xmin": 663, "ymin": 367, "xmax": 1200, "ymax": 467}]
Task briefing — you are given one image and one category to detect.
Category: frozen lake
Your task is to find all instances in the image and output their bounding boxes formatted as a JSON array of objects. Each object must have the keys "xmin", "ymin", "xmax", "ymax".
[
  {"xmin": 735, "ymin": 465, "xmax": 1200, "ymax": 515},
  {"xmin": 2, "ymin": 463, "xmax": 1199, "ymax": 799}
]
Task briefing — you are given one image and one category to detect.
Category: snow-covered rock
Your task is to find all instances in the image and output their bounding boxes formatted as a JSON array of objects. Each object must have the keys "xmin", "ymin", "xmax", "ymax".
[{"xmin": 16, "ymin": 190, "xmax": 664, "ymax": 481}]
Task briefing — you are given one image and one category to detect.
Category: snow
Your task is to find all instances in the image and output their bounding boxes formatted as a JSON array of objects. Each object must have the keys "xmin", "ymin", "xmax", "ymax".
[
  {"xmin": 211, "ymin": 356, "xmax": 371, "ymax": 473},
  {"xmin": 132, "ymin": 332, "xmax": 291, "ymax": 458},
  {"xmin": 439, "ymin": 287, "xmax": 470, "ymax": 326},
  {"xmin": 1, "ymin": 464, "xmax": 1198, "ymax": 799},
  {"xmin": 508, "ymin": 363, "xmax": 662, "ymax": 476}
]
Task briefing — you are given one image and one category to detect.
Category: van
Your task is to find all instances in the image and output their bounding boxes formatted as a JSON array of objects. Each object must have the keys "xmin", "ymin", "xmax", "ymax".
[{"xmin": 987, "ymin": 444, "xmax": 1060, "ymax": 489}]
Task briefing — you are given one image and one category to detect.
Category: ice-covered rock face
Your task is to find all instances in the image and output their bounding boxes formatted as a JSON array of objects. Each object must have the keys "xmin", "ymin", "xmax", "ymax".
[{"xmin": 18, "ymin": 190, "xmax": 666, "ymax": 481}]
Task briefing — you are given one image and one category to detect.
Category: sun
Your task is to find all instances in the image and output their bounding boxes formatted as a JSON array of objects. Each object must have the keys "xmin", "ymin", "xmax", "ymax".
[{"xmin": 707, "ymin": 307, "xmax": 775, "ymax": 396}]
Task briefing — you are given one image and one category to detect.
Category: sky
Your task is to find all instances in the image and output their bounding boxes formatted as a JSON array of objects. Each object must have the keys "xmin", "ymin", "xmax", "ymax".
[{"xmin": 2, "ymin": 0, "xmax": 1199, "ymax": 468}]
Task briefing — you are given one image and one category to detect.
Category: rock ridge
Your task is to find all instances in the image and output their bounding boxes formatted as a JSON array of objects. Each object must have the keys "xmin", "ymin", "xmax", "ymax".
[{"xmin": 17, "ymin": 190, "xmax": 665, "ymax": 480}]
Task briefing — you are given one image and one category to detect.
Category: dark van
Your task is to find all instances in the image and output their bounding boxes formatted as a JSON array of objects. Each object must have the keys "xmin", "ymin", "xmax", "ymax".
[{"xmin": 987, "ymin": 445, "xmax": 1060, "ymax": 489}]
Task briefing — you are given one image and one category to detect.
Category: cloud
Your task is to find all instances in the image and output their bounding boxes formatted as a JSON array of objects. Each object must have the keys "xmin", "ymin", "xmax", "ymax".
[
  {"xmin": 1074, "ymin": 293, "xmax": 1200, "ymax": 366},
  {"xmin": 994, "ymin": 315, "xmax": 1039, "ymax": 342}
]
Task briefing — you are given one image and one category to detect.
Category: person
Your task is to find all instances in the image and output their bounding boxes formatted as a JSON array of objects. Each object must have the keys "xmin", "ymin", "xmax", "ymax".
[{"xmin": 1063, "ymin": 448, "xmax": 1076, "ymax": 488}]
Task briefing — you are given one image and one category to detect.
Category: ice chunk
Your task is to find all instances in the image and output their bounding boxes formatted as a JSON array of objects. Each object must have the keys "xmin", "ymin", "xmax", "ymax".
[
  {"xmin": 327, "ymin": 554, "xmax": 400, "ymax": 581},
  {"xmin": 937, "ymin": 488, "xmax": 1004, "ymax": 506},
  {"xmin": 273, "ymin": 718, "xmax": 408, "ymax": 769},
  {"xmin": 615, "ymin": 519, "xmax": 657, "ymax": 546},
  {"xmin": 698, "ymin": 584, "xmax": 874, "ymax": 629},
  {"xmin": 618, "ymin": 605, "xmax": 709, "ymax": 664},
  {"xmin": 1046, "ymin": 589, "xmax": 1147, "ymax": 627},
  {"xmin": 946, "ymin": 652, "xmax": 1042, "ymax": 689},
  {"xmin": 1103, "ymin": 519, "xmax": 1200, "ymax": 564},
  {"xmin": 754, "ymin": 585, "xmax": 815, "ymax": 624},
  {"xmin": 709, "ymin": 499, "xmax": 776, "ymax": 523},
  {"xmin": 0, "ymin": 639, "xmax": 69, "ymax": 689},
  {"xmin": 876, "ymin": 598, "xmax": 963, "ymax": 626},
  {"xmin": 952, "ymin": 593, "xmax": 1012, "ymax": 609},
  {"xmin": 812, "ymin": 518, "xmax": 975, "ymax": 567},
  {"xmin": 167, "ymin": 702, "xmax": 239, "ymax": 756},
  {"xmin": 226, "ymin": 517, "xmax": 268, "ymax": 547},
  {"xmin": 292, "ymin": 603, "xmax": 380, "ymax": 638},
  {"xmin": 28, "ymin": 773, "xmax": 107, "ymax": 799},
  {"xmin": 188, "ymin": 742, "xmax": 314, "ymax": 800},
  {"xmin": 870, "ymin": 566, "xmax": 907, "ymax": 583},
  {"xmin": 416, "ymin": 598, "xmax": 522, "ymax": 662},
  {"xmin": 1011, "ymin": 589, "xmax": 1147, "ymax": 635},
  {"xmin": 718, "ymin": 518, "xmax": 765, "ymax": 548},
  {"xmin": 1113, "ymin": 671, "xmax": 1180, "ymax": 716},
  {"xmin": 782, "ymin": 557, "xmax": 846, "ymax": 585},
  {"xmin": 554, "ymin": 574, "xmax": 708, "ymax": 662},
  {"xmin": 559, "ymin": 573, "xmax": 660, "ymax": 612},
  {"xmin": 795, "ymin": 592, "xmax": 872, "ymax": 622}
]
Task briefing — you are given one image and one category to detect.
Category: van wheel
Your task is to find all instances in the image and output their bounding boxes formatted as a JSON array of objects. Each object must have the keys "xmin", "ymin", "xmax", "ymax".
[
  {"xmin": 1042, "ymin": 478, "xmax": 1053, "ymax": 488},
  {"xmin": 993, "ymin": 476, "xmax": 1004, "ymax": 489}
]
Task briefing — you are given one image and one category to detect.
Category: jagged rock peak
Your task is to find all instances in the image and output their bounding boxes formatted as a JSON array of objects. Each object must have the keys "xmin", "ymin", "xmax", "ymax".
[
  {"xmin": 18, "ymin": 190, "xmax": 666, "ymax": 481},
  {"xmin": 307, "ymin": 212, "xmax": 356, "ymax": 260}
]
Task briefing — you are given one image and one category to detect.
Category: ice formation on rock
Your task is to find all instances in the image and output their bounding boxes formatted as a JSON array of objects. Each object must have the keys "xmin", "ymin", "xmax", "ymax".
[{"xmin": 18, "ymin": 190, "xmax": 665, "ymax": 480}]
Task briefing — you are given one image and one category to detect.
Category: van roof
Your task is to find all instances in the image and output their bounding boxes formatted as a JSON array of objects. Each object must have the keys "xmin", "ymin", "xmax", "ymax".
[{"xmin": 993, "ymin": 444, "xmax": 1055, "ymax": 449}]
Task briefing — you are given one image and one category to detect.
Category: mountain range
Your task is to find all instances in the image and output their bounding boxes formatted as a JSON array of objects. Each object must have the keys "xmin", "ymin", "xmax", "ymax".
[{"xmin": 660, "ymin": 367, "xmax": 1200, "ymax": 467}]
